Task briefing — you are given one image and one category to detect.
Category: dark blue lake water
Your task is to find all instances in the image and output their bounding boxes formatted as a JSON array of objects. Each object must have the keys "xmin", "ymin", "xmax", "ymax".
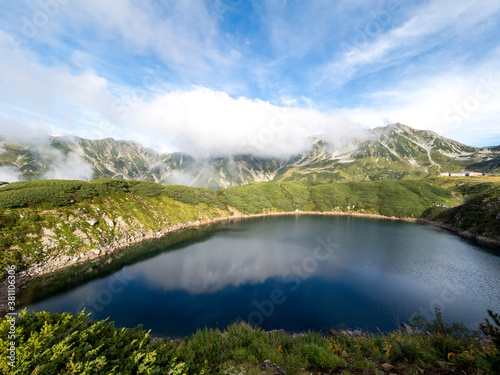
[{"xmin": 23, "ymin": 215, "xmax": 500, "ymax": 337}]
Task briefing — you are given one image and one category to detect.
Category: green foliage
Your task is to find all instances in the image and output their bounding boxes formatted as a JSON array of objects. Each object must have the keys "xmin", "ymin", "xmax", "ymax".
[
  {"xmin": 218, "ymin": 182, "xmax": 295, "ymax": 214},
  {"xmin": 164, "ymin": 185, "xmax": 224, "ymax": 208},
  {"xmin": 410, "ymin": 308, "xmax": 470, "ymax": 340},
  {"xmin": 302, "ymin": 343, "xmax": 344, "ymax": 370},
  {"xmin": 309, "ymin": 180, "xmax": 452, "ymax": 217},
  {"xmin": 223, "ymin": 322, "xmax": 274, "ymax": 363},
  {"xmin": 0, "ymin": 177, "xmax": 469, "ymax": 216},
  {"xmin": 180, "ymin": 327, "xmax": 223, "ymax": 372},
  {"xmin": 486, "ymin": 310, "xmax": 500, "ymax": 348},
  {"xmin": 2, "ymin": 311, "xmax": 499, "ymax": 374},
  {"xmin": 0, "ymin": 180, "xmax": 73, "ymax": 208},
  {"xmin": 0, "ymin": 310, "xmax": 182, "ymax": 375},
  {"xmin": 484, "ymin": 310, "xmax": 500, "ymax": 373},
  {"xmin": 425, "ymin": 179, "xmax": 500, "ymax": 239},
  {"xmin": 0, "ymin": 179, "xmax": 169, "ymax": 209}
]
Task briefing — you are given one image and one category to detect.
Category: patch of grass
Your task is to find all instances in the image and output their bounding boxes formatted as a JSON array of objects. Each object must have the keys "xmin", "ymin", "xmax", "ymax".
[
  {"xmin": 309, "ymin": 180, "xmax": 454, "ymax": 217},
  {"xmin": 164, "ymin": 185, "xmax": 224, "ymax": 208},
  {"xmin": 218, "ymin": 182, "xmax": 295, "ymax": 214}
]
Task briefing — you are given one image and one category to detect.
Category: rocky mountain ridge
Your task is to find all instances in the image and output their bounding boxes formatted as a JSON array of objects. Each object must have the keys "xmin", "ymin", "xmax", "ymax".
[{"xmin": 1, "ymin": 123, "xmax": 498, "ymax": 188}]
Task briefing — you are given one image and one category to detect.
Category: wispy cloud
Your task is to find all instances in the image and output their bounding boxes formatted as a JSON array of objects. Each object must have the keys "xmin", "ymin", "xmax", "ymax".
[
  {"xmin": 42, "ymin": 150, "xmax": 94, "ymax": 181},
  {"xmin": 61, "ymin": 0, "xmax": 228, "ymax": 69},
  {"xmin": 339, "ymin": 49, "xmax": 500, "ymax": 146},
  {"xmin": 318, "ymin": 0, "xmax": 500, "ymax": 88}
]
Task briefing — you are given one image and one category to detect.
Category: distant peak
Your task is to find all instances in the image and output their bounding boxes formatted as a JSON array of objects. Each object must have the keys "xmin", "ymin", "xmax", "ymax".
[{"xmin": 384, "ymin": 123, "xmax": 411, "ymax": 131}]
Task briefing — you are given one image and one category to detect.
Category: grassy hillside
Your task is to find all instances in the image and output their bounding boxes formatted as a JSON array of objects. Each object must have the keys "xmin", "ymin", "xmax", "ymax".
[
  {"xmin": 1, "ymin": 310, "xmax": 499, "ymax": 374},
  {"xmin": 0, "ymin": 179, "xmax": 229, "ymax": 279},
  {"xmin": 425, "ymin": 177, "xmax": 500, "ymax": 239},
  {"xmin": 1, "ymin": 178, "xmax": 498, "ymax": 279},
  {"xmin": 218, "ymin": 180, "xmax": 456, "ymax": 216}
]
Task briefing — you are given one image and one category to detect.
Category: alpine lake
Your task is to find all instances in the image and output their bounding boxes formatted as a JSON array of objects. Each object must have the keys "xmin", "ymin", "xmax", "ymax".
[{"xmin": 19, "ymin": 215, "xmax": 500, "ymax": 337}]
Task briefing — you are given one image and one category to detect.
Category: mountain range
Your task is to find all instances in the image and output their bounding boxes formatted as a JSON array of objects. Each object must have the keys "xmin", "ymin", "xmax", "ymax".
[{"xmin": 1, "ymin": 123, "xmax": 499, "ymax": 189}]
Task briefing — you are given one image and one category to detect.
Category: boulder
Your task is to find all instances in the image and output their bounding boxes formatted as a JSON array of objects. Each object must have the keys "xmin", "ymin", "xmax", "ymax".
[
  {"xmin": 104, "ymin": 217, "xmax": 115, "ymax": 227},
  {"xmin": 381, "ymin": 363, "xmax": 394, "ymax": 372},
  {"xmin": 400, "ymin": 322, "xmax": 421, "ymax": 334},
  {"xmin": 261, "ymin": 359, "xmax": 285, "ymax": 374}
]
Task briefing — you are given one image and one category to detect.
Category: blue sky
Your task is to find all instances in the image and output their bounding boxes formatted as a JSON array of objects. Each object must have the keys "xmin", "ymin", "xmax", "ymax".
[{"xmin": 0, "ymin": 0, "xmax": 499, "ymax": 156}]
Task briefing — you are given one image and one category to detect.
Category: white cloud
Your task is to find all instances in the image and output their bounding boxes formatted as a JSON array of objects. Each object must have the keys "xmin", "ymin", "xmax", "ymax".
[
  {"xmin": 320, "ymin": 0, "xmax": 500, "ymax": 87},
  {"xmin": 0, "ymin": 166, "xmax": 24, "ymax": 183},
  {"xmin": 140, "ymin": 238, "xmax": 312, "ymax": 294},
  {"xmin": 125, "ymin": 87, "xmax": 368, "ymax": 158},
  {"xmin": 339, "ymin": 64, "xmax": 500, "ymax": 147},
  {"xmin": 42, "ymin": 150, "xmax": 94, "ymax": 181},
  {"xmin": 0, "ymin": 30, "xmax": 113, "ymax": 114},
  {"xmin": 59, "ymin": 0, "xmax": 235, "ymax": 72},
  {"xmin": 0, "ymin": 29, "xmax": 369, "ymax": 158},
  {"xmin": 0, "ymin": 27, "xmax": 359, "ymax": 159}
]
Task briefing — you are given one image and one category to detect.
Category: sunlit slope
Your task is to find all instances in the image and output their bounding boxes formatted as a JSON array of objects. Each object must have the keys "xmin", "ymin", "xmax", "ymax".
[{"xmin": 425, "ymin": 177, "xmax": 500, "ymax": 239}]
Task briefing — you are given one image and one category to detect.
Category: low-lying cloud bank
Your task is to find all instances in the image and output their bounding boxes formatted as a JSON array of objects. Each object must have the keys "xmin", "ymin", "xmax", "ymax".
[
  {"xmin": 124, "ymin": 87, "xmax": 371, "ymax": 159},
  {"xmin": 0, "ymin": 166, "xmax": 23, "ymax": 183},
  {"xmin": 0, "ymin": 134, "xmax": 93, "ymax": 182},
  {"xmin": 41, "ymin": 149, "xmax": 94, "ymax": 181}
]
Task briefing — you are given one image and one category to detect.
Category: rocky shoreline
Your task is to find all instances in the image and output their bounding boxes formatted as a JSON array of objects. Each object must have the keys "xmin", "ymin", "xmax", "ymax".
[
  {"xmin": 1, "ymin": 210, "xmax": 497, "ymax": 316},
  {"xmin": 417, "ymin": 219, "xmax": 500, "ymax": 247}
]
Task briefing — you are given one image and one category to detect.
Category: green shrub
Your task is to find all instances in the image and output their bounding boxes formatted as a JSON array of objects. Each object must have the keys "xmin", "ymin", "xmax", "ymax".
[
  {"xmin": 410, "ymin": 308, "xmax": 470, "ymax": 340},
  {"xmin": 303, "ymin": 343, "xmax": 344, "ymax": 371},
  {"xmin": 224, "ymin": 322, "xmax": 272, "ymax": 362},
  {"xmin": 219, "ymin": 182, "xmax": 295, "ymax": 214},
  {"xmin": 0, "ymin": 310, "xmax": 182, "ymax": 375},
  {"xmin": 2, "ymin": 312, "xmax": 499, "ymax": 375},
  {"xmin": 182, "ymin": 327, "xmax": 223, "ymax": 372},
  {"xmin": 486, "ymin": 310, "xmax": 500, "ymax": 348},
  {"xmin": 164, "ymin": 185, "xmax": 223, "ymax": 207}
]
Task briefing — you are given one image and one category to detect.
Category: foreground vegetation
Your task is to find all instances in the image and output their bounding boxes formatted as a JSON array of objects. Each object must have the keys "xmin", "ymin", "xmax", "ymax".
[
  {"xmin": 1, "ymin": 177, "xmax": 499, "ymax": 279},
  {"xmin": 1, "ymin": 309, "xmax": 499, "ymax": 374}
]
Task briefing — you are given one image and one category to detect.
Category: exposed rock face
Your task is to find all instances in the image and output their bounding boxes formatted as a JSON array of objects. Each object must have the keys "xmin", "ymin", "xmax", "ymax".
[{"xmin": 73, "ymin": 230, "xmax": 91, "ymax": 246}]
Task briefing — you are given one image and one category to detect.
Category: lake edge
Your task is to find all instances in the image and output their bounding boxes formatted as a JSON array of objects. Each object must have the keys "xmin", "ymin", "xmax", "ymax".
[{"xmin": 2, "ymin": 210, "xmax": 498, "ymax": 316}]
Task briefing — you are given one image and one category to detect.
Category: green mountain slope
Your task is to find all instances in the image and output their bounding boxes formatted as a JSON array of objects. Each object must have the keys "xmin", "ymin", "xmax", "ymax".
[
  {"xmin": 1, "ymin": 124, "xmax": 499, "ymax": 188},
  {"xmin": 275, "ymin": 124, "xmax": 499, "ymax": 182}
]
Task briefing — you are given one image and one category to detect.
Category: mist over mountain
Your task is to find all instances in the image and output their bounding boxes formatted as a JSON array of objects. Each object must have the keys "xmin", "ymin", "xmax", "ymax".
[{"xmin": 1, "ymin": 123, "xmax": 498, "ymax": 189}]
